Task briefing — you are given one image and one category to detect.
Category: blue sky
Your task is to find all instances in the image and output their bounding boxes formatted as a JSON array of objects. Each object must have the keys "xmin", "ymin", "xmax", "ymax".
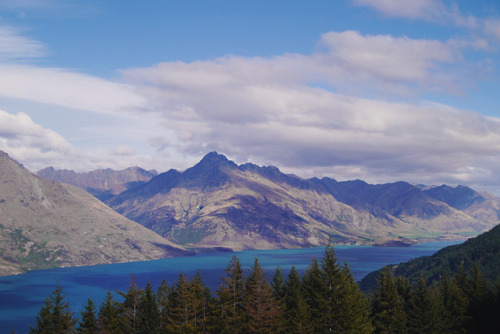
[{"xmin": 1, "ymin": 0, "xmax": 500, "ymax": 193}]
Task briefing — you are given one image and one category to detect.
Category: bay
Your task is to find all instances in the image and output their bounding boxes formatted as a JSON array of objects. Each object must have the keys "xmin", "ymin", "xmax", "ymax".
[{"xmin": 0, "ymin": 240, "xmax": 461, "ymax": 333}]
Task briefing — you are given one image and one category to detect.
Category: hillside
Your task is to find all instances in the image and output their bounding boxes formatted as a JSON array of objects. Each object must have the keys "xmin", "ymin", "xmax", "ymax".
[
  {"xmin": 0, "ymin": 151, "xmax": 190, "ymax": 276},
  {"xmin": 359, "ymin": 223, "xmax": 500, "ymax": 292},
  {"xmin": 37, "ymin": 166, "xmax": 157, "ymax": 201},
  {"xmin": 106, "ymin": 152, "xmax": 500, "ymax": 250}
]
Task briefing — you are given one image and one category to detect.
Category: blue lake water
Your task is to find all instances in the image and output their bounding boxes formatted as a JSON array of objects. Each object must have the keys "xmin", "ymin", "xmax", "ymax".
[{"xmin": 0, "ymin": 240, "xmax": 462, "ymax": 333}]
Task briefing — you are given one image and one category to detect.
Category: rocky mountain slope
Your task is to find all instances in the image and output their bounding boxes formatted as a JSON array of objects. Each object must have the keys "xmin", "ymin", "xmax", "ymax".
[
  {"xmin": 37, "ymin": 166, "xmax": 157, "ymax": 201},
  {"xmin": 0, "ymin": 151, "xmax": 190, "ymax": 276},
  {"xmin": 107, "ymin": 152, "xmax": 500, "ymax": 250}
]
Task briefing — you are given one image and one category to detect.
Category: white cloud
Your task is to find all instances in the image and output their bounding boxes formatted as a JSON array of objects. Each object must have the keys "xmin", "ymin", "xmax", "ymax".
[
  {"xmin": 0, "ymin": 65, "xmax": 149, "ymax": 114},
  {"xmin": 0, "ymin": 25, "xmax": 46, "ymax": 61},
  {"xmin": 118, "ymin": 30, "xmax": 500, "ymax": 192},
  {"xmin": 0, "ymin": 109, "xmax": 77, "ymax": 168},
  {"xmin": 352, "ymin": 0, "xmax": 442, "ymax": 19}
]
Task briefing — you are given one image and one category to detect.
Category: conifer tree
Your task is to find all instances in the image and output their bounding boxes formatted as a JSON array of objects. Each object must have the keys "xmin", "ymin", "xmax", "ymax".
[
  {"xmin": 156, "ymin": 279, "xmax": 170, "ymax": 332},
  {"xmin": 190, "ymin": 271, "xmax": 213, "ymax": 333},
  {"xmin": 338, "ymin": 262, "xmax": 373, "ymax": 333},
  {"xmin": 77, "ymin": 298, "xmax": 98, "ymax": 334},
  {"xmin": 406, "ymin": 276, "xmax": 444, "ymax": 334},
  {"xmin": 283, "ymin": 266, "xmax": 313, "ymax": 333},
  {"xmin": 117, "ymin": 274, "xmax": 143, "ymax": 334},
  {"xmin": 166, "ymin": 272, "xmax": 195, "ymax": 333},
  {"xmin": 98, "ymin": 291, "xmax": 125, "ymax": 334},
  {"xmin": 138, "ymin": 282, "xmax": 160, "ymax": 334},
  {"xmin": 215, "ymin": 255, "xmax": 246, "ymax": 333},
  {"xmin": 30, "ymin": 285, "xmax": 76, "ymax": 334},
  {"xmin": 302, "ymin": 258, "xmax": 327, "ymax": 332},
  {"xmin": 372, "ymin": 270, "xmax": 407, "ymax": 334},
  {"xmin": 30, "ymin": 299, "xmax": 54, "ymax": 334},
  {"xmin": 466, "ymin": 264, "xmax": 492, "ymax": 333},
  {"xmin": 271, "ymin": 266, "xmax": 285, "ymax": 299},
  {"xmin": 320, "ymin": 243, "xmax": 344, "ymax": 332},
  {"xmin": 243, "ymin": 258, "xmax": 282, "ymax": 334},
  {"xmin": 440, "ymin": 274, "xmax": 467, "ymax": 334}
]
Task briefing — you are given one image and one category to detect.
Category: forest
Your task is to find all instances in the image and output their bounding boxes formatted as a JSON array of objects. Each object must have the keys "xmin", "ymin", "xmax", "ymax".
[{"xmin": 28, "ymin": 244, "xmax": 500, "ymax": 334}]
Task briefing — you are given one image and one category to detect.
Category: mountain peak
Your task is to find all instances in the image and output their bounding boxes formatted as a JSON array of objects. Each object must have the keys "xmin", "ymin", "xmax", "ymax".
[{"xmin": 199, "ymin": 151, "xmax": 231, "ymax": 164}]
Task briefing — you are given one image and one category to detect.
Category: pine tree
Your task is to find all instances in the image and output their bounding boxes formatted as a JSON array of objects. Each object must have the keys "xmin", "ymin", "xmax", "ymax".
[
  {"xmin": 166, "ymin": 272, "xmax": 195, "ymax": 333},
  {"xmin": 271, "ymin": 266, "xmax": 285, "ymax": 299},
  {"xmin": 466, "ymin": 263, "xmax": 492, "ymax": 333},
  {"xmin": 157, "ymin": 279, "xmax": 170, "ymax": 333},
  {"xmin": 190, "ymin": 271, "xmax": 213, "ymax": 333},
  {"xmin": 406, "ymin": 276, "xmax": 444, "ymax": 334},
  {"xmin": 30, "ymin": 285, "xmax": 76, "ymax": 334},
  {"xmin": 77, "ymin": 298, "xmax": 98, "ymax": 334},
  {"xmin": 117, "ymin": 274, "xmax": 143, "ymax": 334},
  {"xmin": 243, "ymin": 258, "xmax": 282, "ymax": 334},
  {"xmin": 138, "ymin": 282, "xmax": 160, "ymax": 334},
  {"xmin": 372, "ymin": 270, "xmax": 407, "ymax": 334},
  {"xmin": 215, "ymin": 255, "xmax": 246, "ymax": 333},
  {"xmin": 302, "ymin": 258, "xmax": 327, "ymax": 332},
  {"xmin": 283, "ymin": 266, "xmax": 313, "ymax": 334},
  {"xmin": 440, "ymin": 274, "xmax": 467, "ymax": 334},
  {"xmin": 30, "ymin": 299, "xmax": 54, "ymax": 334},
  {"xmin": 320, "ymin": 243, "xmax": 344, "ymax": 332},
  {"xmin": 338, "ymin": 262, "xmax": 373, "ymax": 333},
  {"xmin": 98, "ymin": 291, "xmax": 125, "ymax": 334}
]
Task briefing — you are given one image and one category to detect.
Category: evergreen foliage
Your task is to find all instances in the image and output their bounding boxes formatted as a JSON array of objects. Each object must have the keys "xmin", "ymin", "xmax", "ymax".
[
  {"xmin": 30, "ymin": 284, "xmax": 76, "ymax": 334},
  {"xmin": 77, "ymin": 298, "xmax": 98, "ymax": 334},
  {"xmin": 372, "ymin": 270, "xmax": 407, "ymax": 334},
  {"xmin": 97, "ymin": 291, "xmax": 124, "ymax": 334},
  {"xmin": 215, "ymin": 255, "xmax": 246, "ymax": 333},
  {"xmin": 28, "ymin": 243, "xmax": 500, "ymax": 334},
  {"xmin": 243, "ymin": 258, "xmax": 282, "ymax": 333}
]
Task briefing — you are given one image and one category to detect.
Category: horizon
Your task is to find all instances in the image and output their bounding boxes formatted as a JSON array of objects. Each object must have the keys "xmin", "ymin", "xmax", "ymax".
[{"xmin": 1, "ymin": 1, "xmax": 500, "ymax": 194}]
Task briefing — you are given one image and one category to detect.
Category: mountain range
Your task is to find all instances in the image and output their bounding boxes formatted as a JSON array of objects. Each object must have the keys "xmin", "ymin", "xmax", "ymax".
[
  {"xmin": 83, "ymin": 152, "xmax": 499, "ymax": 250},
  {"xmin": 0, "ymin": 151, "xmax": 189, "ymax": 276},
  {"xmin": 37, "ymin": 166, "xmax": 157, "ymax": 201}
]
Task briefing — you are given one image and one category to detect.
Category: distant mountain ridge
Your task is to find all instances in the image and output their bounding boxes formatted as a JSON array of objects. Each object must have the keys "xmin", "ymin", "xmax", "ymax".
[
  {"xmin": 0, "ymin": 151, "xmax": 189, "ymax": 276},
  {"xmin": 105, "ymin": 152, "xmax": 500, "ymax": 250},
  {"xmin": 37, "ymin": 166, "xmax": 158, "ymax": 201}
]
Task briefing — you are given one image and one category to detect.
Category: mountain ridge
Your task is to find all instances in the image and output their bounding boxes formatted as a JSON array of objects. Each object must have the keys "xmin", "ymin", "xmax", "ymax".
[
  {"xmin": 0, "ymin": 151, "xmax": 190, "ymax": 276},
  {"xmin": 105, "ymin": 152, "xmax": 500, "ymax": 250}
]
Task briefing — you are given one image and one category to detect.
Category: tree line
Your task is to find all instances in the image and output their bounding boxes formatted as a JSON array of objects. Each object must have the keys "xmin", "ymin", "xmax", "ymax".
[{"xmin": 29, "ymin": 244, "xmax": 500, "ymax": 333}]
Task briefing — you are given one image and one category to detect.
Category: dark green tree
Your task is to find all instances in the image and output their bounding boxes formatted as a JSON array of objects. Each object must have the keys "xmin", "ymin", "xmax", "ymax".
[
  {"xmin": 98, "ymin": 291, "xmax": 125, "ymax": 334},
  {"xmin": 271, "ymin": 266, "xmax": 285, "ymax": 299},
  {"xmin": 166, "ymin": 272, "xmax": 195, "ymax": 333},
  {"xmin": 215, "ymin": 255, "xmax": 246, "ymax": 333},
  {"xmin": 190, "ymin": 271, "xmax": 213, "ymax": 333},
  {"xmin": 338, "ymin": 262, "xmax": 373, "ymax": 333},
  {"xmin": 302, "ymin": 258, "xmax": 327, "ymax": 332},
  {"xmin": 77, "ymin": 298, "xmax": 98, "ymax": 334},
  {"xmin": 440, "ymin": 274, "xmax": 467, "ymax": 333},
  {"xmin": 283, "ymin": 266, "xmax": 313, "ymax": 333},
  {"xmin": 406, "ymin": 276, "xmax": 444, "ymax": 334},
  {"xmin": 30, "ymin": 285, "xmax": 76, "ymax": 334},
  {"xmin": 372, "ymin": 270, "xmax": 407, "ymax": 334},
  {"xmin": 138, "ymin": 282, "xmax": 160, "ymax": 334},
  {"xmin": 320, "ymin": 243, "xmax": 344, "ymax": 332},
  {"xmin": 156, "ymin": 279, "xmax": 170, "ymax": 332},
  {"xmin": 30, "ymin": 299, "xmax": 54, "ymax": 334},
  {"xmin": 117, "ymin": 274, "xmax": 143, "ymax": 334},
  {"xmin": 243, "ymin": 258, "xmax": 282, "ymax": 334}
]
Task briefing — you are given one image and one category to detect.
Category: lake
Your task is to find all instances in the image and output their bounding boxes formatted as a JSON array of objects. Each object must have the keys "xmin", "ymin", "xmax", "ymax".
[{"xmin": 0, "ymin": 240, "xmax": 461, "ymax": 333}]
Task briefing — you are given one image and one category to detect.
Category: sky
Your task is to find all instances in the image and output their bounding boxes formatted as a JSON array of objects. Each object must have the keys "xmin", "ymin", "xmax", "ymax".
[{"xmin": 1, "ymin": 0, "xmax": 500, "ymax": 194}]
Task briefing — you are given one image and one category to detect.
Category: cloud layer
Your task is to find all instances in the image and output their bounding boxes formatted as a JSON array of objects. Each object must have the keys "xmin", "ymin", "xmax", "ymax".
[{"xmin": 1, "ymin": 2, "xmax": 500, "ymax": 194}]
